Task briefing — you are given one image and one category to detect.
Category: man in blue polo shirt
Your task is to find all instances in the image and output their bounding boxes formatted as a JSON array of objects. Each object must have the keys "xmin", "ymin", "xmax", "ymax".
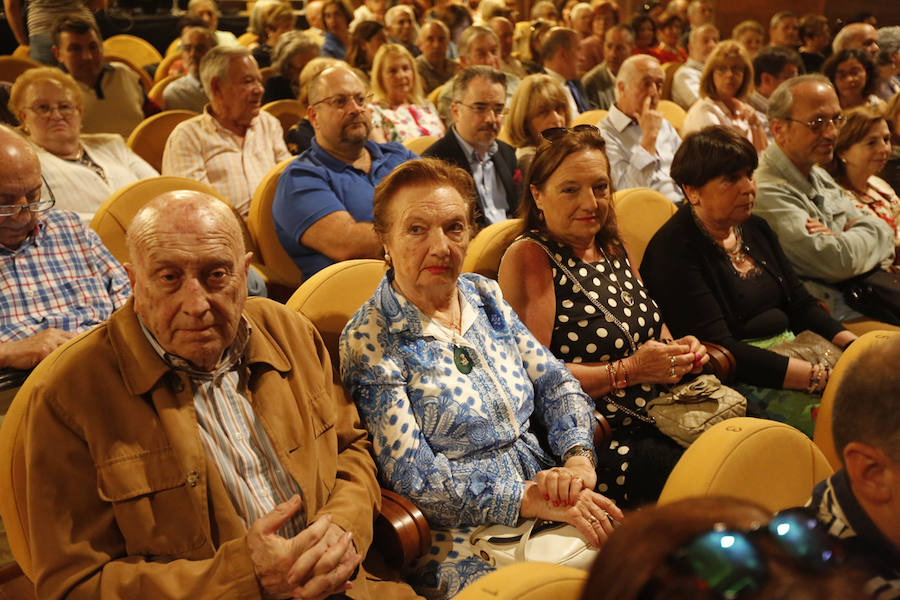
[{"xmin": 273, "ymin": 66, "xmax": 416, "ymax": 277}]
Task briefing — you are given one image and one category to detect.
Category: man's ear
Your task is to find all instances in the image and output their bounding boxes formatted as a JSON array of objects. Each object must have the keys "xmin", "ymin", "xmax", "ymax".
[
  {"xmin": 450, "ymin": 101, "xmax": 461, "ymax": 126},
  {"xmin": 844, "ymin": 441, "xmax": 893, "ymax": 504},
  {"xmin": 52, "ymin": 44, "xmax": 62, "ymax": 63}
]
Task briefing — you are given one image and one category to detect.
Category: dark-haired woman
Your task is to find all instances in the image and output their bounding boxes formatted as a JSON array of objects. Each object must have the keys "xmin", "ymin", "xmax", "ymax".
[
  {"xmin": 641, "ymin": 126, "xmax": 857, "ymax": 436},
  {"xmin": 499, "ymin": 126, "xmax": 709, "ymax": 508},
  {"xmin": 321, "ymin": 0, "xmax": 352, "ymax": 59},
  {"xmin": 823, "ymin": 48, "xmax": 883, "ymax": 111}
]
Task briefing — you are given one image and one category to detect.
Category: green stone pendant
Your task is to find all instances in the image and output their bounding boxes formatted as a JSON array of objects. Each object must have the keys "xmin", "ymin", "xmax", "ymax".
[{"xmin": 454, "ymin": 346, "xmax": 473, "ymax": 374}]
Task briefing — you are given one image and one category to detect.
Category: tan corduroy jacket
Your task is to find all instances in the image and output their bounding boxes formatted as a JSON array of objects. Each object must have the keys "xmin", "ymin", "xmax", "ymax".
[{"xmin": 18, "ymin": 297, "xmax": 418, "ymax": 599}]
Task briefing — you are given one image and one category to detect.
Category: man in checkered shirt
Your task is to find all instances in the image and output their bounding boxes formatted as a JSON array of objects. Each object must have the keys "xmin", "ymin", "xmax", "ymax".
[{"xmin": 0, "ymin": 125, "xmax": 130, "ymax": 370}]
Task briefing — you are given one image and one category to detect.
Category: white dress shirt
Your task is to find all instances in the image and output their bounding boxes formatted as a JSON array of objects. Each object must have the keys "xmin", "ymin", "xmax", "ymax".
[
  {"xmin": 671, "ymin": 58, "xmax": 703, "ymax": 110},
  {"xmin": 598, "ymin": 104, "xmax": 685, "ymax": 203}
]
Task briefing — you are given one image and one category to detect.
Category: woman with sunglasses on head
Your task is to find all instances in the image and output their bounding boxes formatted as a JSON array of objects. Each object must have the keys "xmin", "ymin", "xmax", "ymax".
[
  {"xmin": 498, "ymin": 125, "xmax": 710, "ymax": 509},
  {"xmin": 681, "ymin": 40, "xmax": 768, "ymax": 152},
  {"xmin": 581, "ymin": 496, "xmax": 867, "ymax": 600},
  {"xmin": 641, "ymin": 126, "xmax": 856, "ymax": 438},
  {"xmin": 341, "ymin": 158, "xmax": 624, "ymax": 600},
  {"xmin": 8, "ymin": 67, "xmax": 158, "ymax": 224}
]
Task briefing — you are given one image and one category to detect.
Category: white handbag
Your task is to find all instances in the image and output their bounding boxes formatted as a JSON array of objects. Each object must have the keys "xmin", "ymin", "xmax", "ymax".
[{"xmin": 468, "ymin": 519, "xmax": 599, "ymax": 571}]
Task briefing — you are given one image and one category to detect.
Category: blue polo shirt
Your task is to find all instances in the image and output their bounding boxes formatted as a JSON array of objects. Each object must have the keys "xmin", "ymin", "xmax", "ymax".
[{"xmin": 273, "ymin": 137, "xmax": 416, "ymax": 277}]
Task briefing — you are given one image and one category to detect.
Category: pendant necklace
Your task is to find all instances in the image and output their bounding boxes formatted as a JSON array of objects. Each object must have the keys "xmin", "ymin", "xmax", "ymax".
[
  {"xmin": 436, "ymin": 298, "xmax": 473, "ymax": 374},
  {"xmin": 597, "ymin": 246, "xmax": 635, "ymax": 307}
]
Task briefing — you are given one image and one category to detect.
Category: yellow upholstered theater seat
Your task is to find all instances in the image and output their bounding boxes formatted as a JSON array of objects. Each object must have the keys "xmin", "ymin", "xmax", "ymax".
[
  {"xmin": 103, "ymin": 34, "xmax": 163, "ymax": 69},
  {"xmin": 126, "ymin": 109, "xmax": 197, "ymax": 172},
  {"xmin": 262, "ymin": 99, "xmax": 305, "ymax": 135},
  {"xmin": 462, "ymin": 218, "xmax": 523, "ymax": 280},
  {"xmin": 658, "ymin": 417, "xmax": 833, "ymax": 513},
  {"xmin": 612, "ymin": 187, "xmax": 678, "ymax": 269},
  {"xmin": 0, "ymin": 55, "xmax": 40, "ymax": 83},
  {"xmin": 147, "ymin": 73, "xmax": 184, "ymax": 109},
  {"xmin": 572, "ymin": 109, "xmax": 608, "ymax": 127},
  {"xmin": 658, "ymin": 99, "xmax": 686, "ymax": 133},
  {"xmin": 285, "ymin": 258, "xmax": 388, "ymax": 370},
  {"xmin": 403, "ymin": 135, "xmax": 438, "ymax": 155},
  {"xmin": 247, "ymin": 157, "xmax": 304, "ymax": 291},
  {"xmin": 455, "ymin": 562, "xmax": 588, "ymax": 600},
  {"xmin": 661, "ymin": 61, "xmax": 683, "ymax": 101},
  {"xmin": 814, "ymin": 330, "xmax": 900, "ymax": 470}
]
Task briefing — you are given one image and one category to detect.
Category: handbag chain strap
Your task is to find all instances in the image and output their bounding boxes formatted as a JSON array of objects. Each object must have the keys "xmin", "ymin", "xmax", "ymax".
[{"xmin": 528, "ymin": 238, "xmax": 655, "ymax": 424}]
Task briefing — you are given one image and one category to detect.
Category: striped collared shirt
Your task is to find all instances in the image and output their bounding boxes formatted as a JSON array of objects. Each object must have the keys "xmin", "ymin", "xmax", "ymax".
[{"xmin": 140, "ymin": 317, "xmax": 306, "ymax": 536}]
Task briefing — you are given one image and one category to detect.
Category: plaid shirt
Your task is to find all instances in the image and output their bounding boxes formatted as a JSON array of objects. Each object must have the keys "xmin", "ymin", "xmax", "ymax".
[
  {"xmin": 0, "ymin": 210, "xmax": 131, "ymax": 342},
  {"xmin": 161, "ymin": 107, "xmax": 290, "ymax": 217}
]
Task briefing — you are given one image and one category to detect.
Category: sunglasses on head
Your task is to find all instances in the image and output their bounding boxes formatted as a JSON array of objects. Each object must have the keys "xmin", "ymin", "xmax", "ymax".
[
  {"xmin": 641, "ymin": 507, "xmax": 843, "ymax": 600},
  {"xmin": 540, "ymin": 124, "xmax": 602, "ymax": 143}
]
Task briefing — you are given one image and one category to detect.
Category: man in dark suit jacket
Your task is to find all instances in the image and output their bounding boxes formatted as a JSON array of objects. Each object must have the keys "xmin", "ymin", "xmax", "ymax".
[
  {"xmin": 540, "ymin": 27, "xmax": 589, "ymax": 115},
  {"xmin": 423, "ymin": 65, "xmax": 519, "ymax": 228}
]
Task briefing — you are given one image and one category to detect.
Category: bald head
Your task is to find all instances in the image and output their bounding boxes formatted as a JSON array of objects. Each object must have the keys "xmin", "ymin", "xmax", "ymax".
[
  {"xmin": 126, "ymin": 190, "xmax": 251, "ymax": 372},
  {"xmin": 306, "ymin": 0, "xmax": 324, "ymax": 30},
  {"xmin": 0, "ymin": 125, "xmax": 43, "ymax": 250},
  {"xmin": 615, "ymin": 54, "xmax": 664, "ymax": 116},
  {"xmin": 0, "ymin": 124, "xmax": 39, "ymax": 171},
  {"xmin": 307, "ymin": 65, "xmax": 364, "ymax": 106},
  {"xmin": 833, "ymin": 22, "xmax": 879, "ymax": 58}
]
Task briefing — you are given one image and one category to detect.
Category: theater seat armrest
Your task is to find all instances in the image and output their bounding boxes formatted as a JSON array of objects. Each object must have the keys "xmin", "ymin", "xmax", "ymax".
[{"xmin": 374, "ymin": 488, "xmax": 431, "ymax": 569}]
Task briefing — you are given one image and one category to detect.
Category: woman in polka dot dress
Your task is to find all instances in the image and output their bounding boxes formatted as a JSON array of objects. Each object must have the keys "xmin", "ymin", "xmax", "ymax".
[{"xmin": 500, "ymin": 126, "xmax": 710, "ymax": 508}]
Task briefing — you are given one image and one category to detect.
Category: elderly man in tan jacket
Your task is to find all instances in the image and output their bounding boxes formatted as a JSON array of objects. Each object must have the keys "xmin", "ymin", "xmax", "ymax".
[{"xmin": 16, "ymin": 191, "xmax": 419, "ymax": 599}]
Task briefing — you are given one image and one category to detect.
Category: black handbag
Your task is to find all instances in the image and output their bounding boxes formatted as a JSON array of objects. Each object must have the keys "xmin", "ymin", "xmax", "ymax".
[{"xmin": 838, "ymin": 268, "xmax": 900, "ymax": 326}]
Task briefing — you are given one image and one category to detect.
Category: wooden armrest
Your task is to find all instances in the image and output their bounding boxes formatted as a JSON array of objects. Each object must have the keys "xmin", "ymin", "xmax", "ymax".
[
  {"xmin": 702, "ymin": 341, "xmax": 735, "ymax": 383},
  {"xmin": 592, "ymin": 410, "xmax": 612, "ymax": 450},
  {"xmin": 374, "ymin": 488, "xmax": 431, "ymax": 569}
]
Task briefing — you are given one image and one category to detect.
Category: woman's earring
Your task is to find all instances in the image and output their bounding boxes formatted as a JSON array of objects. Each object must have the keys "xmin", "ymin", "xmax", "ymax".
[{"xmin": 384, "ymin": 252, "xmax": 392, "ymax": 267}]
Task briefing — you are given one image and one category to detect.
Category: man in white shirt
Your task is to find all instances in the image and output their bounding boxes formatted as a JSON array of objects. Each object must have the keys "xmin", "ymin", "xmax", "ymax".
[
  {"xmin": 671, "ymin": 23, "xmax": 719, "ymax": 110},
  {"xmin": 598, "ymin": 54, "xmax": 685, "ymax": 203},
  {"xmin": 162, "ymin": 45, "xmax": 290, "ymax": 217}
]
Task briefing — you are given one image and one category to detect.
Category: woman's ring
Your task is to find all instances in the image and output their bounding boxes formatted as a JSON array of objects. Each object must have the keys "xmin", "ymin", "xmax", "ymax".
[
  {"xmin": 587, "ymin": 516, "xmax": 599, "ymax": 525},
  {"xmin": 669, "ymin": 355, "xmax": 676, "ymax": 367}
]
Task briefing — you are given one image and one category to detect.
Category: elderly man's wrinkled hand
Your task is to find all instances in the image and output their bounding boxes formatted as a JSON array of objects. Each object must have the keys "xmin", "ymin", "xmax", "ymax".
[
  {"xmin": 0, "ymin": 328, "xmax": 76, "ymax": 370},
  {"xmin": 248, "ymin": 495, "xmax": 330, "ymax": 599},
  {"xmin": 286, "ymin": 522, "xmax": 361, "ymax": 600}
]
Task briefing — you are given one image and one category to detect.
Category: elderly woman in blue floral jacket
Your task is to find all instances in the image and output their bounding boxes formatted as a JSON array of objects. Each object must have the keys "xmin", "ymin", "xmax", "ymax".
[{"xmin": 340, "ymin": 158, "xmax": 623, "ymax": 600}]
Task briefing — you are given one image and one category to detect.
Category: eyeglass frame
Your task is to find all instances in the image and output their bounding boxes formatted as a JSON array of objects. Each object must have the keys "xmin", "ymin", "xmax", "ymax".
[
  {"xmin": 23, "ymin": 101, "xmax": 79, "ymax": 119},
  {"xmin": 639, "ymin": 507, "xmax": 844, "ymax": 600},
  {"xmin": 310, "ymin": 92, "xmax": 374, "ymax": 111},
  {"xmin": 780, "ymin": 114, "xmax": 846, "ymax": 134},
  {"xmin": 453, "ymin": 101, "xmax": 509, "ymax": 118},
  {"xmin": 0, "ymin": 176, "xmax": 57, "ymax": 217}
]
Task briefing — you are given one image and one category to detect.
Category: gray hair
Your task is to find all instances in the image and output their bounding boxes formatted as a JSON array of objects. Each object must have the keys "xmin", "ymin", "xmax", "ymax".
[
  {"xmin": 767, "ymin": 73, "xmax": 832, "ymax": 121},
  {"xmin": 686, "ymin": 0, "xmax": 710, "ymax": 19},
  {"xmin": 570, "ymin": 2, "xmax": 592, "ymax": 21},
  {"xmin": 199, "ymin": 45, "xmax": 253, "ymax": 97},
  {"xmin": 271, "ymin": 30, "xmax": 321, "ymax": 76},
  {"xmin": 418, "ymin": 19, "xmax": 450, "ymax": 43},
  {"xmin": 615, "ymin": 53, "xmax": 660, "ymax": 88},
  {"xmin": 457, "ymin": 25, "xmax": 499, "ymax": 58},
  {"xmin": 385, "ymin": 4, "xmax": 414, "ymax": 27},
  {"xmin": 768, "ymin": 10, "xmax": 796, "ymax": 30},
  {"xmin": 451, "ymin": 65, "xmax": 506, "ymax": 101},
  {"xmin": 878, "ymin": 26, "xmax": 900, "ymax": 59}
]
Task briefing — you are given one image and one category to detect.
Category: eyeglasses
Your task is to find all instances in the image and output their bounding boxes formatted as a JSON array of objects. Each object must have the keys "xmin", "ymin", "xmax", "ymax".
[
  {"xmin": 540, "ymin": 124, "xmax": 602, "ymax": 143},
  {"xmin": 25, "ymin": 102, "xmax": 78, "ymax": 118},
  {"xmin": 311, "ymin": 92, "xmax": 374, "ymax": 110},
  {"xmin": 455, "ymin": 102, "xmax": 508, "ymax": 117},
  {"xmin": 714, "ymin": 65, "xmax": 745, "ymax": 76},
  {"xmin": 0, "ymin": 177, "xmax": 56, "ymax": 217},
  {"xmin": 782, "ymin": 114, "xmax": 845, "ymax": 134},
  {"xmin": 646, "ymin": 508, "xmax": 843, "ymax": 599}
]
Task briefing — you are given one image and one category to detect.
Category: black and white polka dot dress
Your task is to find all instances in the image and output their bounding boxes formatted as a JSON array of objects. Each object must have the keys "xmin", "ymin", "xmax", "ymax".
[{"xmin": 522, "ymin": 231, "xmax": 684, "ymax": 507}]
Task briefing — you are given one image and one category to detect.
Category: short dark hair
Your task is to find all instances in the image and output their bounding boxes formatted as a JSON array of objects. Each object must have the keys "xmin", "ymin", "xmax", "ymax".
[
  {"xmin": 52, "ymin": 15, "xmax": 101, "ymax": 48},
  {"xmin": 823, "ymin": 48, "xmax": 877, "ymax": 100},
  {"xmin": 752, "ymin": 45, "xmax": 804, "ymax": 87},
  {"xmin": 670, "ymin": 125, "xmax": 758, "ymax": 190},
  {"xmin": 798, "ymin": 14, "xmax": 828, "ymax": 42},
  {"xmin": 519, "ymin": 126, "xmax": 622, "ymax": 257},
  {"xmin": 450, "ymin": 65, "xmax": 506, "ymax": 102},
  {"xmin": 833, "ymin": 335, "xmax": 900, "ymax": 463},
  {"xmin": 657, "ymin": 14, "xmax": 683, "ymax": 31},
  {"xmin": 372, "ymin": 158, "xmax": 478, "ymax": 237},
  {"xmin": 321, "ymin": 0, "xmax": 352, "ymax": 30},
  {"xmin": 823, "ymin": 106, "xmax": 886, "ymax": 189},
  {"xmin": 539, "ymin": 27, "xmax": 579, "ymax": 63},
  {"xmin": 630, "ymin": 14, "xmax": 657, "ymax": 47}
]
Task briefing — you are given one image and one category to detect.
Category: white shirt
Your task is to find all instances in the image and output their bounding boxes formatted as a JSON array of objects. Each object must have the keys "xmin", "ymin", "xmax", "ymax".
[
  {"xmin": 452, "ymin": 128, "xmax": 509, "ymax": 224},
  {"xmin": 38, "ymin": 133, "xmax": 159, "ymax": 223},
  {"xmin": 598, "ymin": 104, "xmax": 685, "ymax": 203},
  {"xmin": 681, "ymin": 97, "xmax": 754, "ymax": 146},
  {"xmin": 671, "ymin": 58, "xmax": 703, "ymax": 110},
  {"xmin": 544, "ymin": 67, "xmax": 581, "ymax": 117}
]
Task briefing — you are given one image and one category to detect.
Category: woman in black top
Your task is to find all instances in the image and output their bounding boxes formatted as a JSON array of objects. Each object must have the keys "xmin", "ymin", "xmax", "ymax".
[{"xmin": 641, "ymin": 126, "xmax": 857, "ymax": 436}]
